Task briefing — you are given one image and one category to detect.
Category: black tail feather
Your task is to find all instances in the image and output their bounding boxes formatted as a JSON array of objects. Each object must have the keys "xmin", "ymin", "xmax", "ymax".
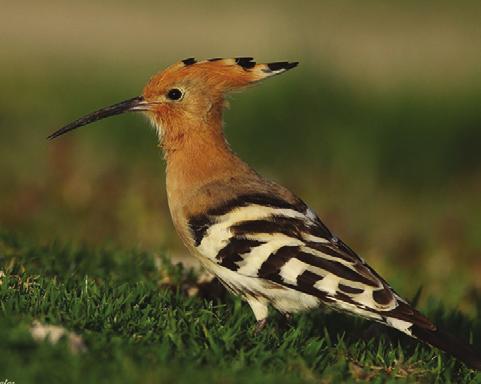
[{"xmin": 411, "ymin": 324, "xmax": 481, "ymax": 370}]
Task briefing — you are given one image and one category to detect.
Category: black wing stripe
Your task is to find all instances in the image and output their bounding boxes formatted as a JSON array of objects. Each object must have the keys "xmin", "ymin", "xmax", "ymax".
[
  {"xmin": 334, "ymin": 291, "xmax": 359, "ymax": 305},
  {"xmin": 258, "ymin": 246, "xmax": 297, "ymax": 279},
  {"xmin": 372, "ymin": 287, "xmax": 394, "ymax": 306},
  {"xmin": 271, "ymin": 271, "xmax": 333, "ymax": 304},
  {"xmin": 386, "ymin": 301, "xmax": 436, "ymax": 331},
  {"xmin": 188, "ymin": 214, "xmax": 214, "ymax": 246},
  {"xmin": 338, "ymin": 284, "xmax": 364, "ymax": 294},
  {"xmin": 308, "ymin": 217, "xmax": 333, "ymax": 239},
  {"xmin": 307, "ymin": 225, "xmax": 333, "ymax": 240},
  {"xmin": 296, "ymin": 252, "xmax": 379, "ymax": 287},
  {"xmin": 296, "ymin": 270, "xmax": 324, "ymax": 296},
  {"xmin": 231, "ymin": 217, "xmax": 305, "ymax": 239},
  {"xmin": 232, "ymin": 215, "xmax": 331, "ymax": 241},
  {"xmin": 217, "ymin": 238, "xmax": 265, "ymax": 270}
]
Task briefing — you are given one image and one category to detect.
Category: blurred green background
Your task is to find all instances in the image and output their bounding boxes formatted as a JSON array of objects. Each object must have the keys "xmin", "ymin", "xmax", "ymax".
[{"xmin": 1, "ymin": 0, "xmax": 481, "ymax": 311}]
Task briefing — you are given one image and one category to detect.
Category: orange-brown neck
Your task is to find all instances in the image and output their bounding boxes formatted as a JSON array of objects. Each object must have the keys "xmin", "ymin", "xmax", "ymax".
[{"xmin": 163, "ymin": 117, "xmax": 252, "ymax": 209}]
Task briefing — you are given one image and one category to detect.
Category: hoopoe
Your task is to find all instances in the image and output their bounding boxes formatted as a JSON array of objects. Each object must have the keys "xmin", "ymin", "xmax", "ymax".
[{"xmin": 49, "ymin": 57, "xmax": 481, "ymax": 369}]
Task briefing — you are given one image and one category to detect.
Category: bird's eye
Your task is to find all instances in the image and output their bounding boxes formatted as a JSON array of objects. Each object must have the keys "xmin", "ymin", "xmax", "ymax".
[{"xmin": 166, "ymin": 88, "xmax": 183, "ymax": 101}]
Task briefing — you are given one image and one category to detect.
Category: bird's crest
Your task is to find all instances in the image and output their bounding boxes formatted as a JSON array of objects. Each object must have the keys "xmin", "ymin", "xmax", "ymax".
[
  {"xmin": 144, "ymin": 57, "xmax": 298, "ymax": 97},
  {"xmin": 176, "ymin": 57, "xmax": 297, "ymax": 81}
]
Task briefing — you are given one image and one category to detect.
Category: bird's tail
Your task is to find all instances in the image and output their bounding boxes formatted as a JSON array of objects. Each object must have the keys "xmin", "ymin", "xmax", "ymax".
[
  {"xmin": 385, "ymin": 301, "xmax": 481, "ymax": 370},
  {"xmin": 410, "ymin": 323, "xmax": 481, "ymax": 370}
]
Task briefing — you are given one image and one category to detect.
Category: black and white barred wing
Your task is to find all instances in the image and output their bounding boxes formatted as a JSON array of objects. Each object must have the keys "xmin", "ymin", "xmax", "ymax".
[{"xmin": 189, "ymin": 193, "xmax": 435, "ymax": 335}]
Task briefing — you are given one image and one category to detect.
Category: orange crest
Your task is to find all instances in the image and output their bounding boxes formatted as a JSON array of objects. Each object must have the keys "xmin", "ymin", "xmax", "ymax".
[{"xmin": 143, "ymin": 57, "xmax": 298, "ymax": 99}]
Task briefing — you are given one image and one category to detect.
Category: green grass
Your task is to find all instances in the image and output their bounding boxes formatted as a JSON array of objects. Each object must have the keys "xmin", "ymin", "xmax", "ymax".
[{"xmin": 1, "ymin": 231, "xmax": 481, "ymax": 383}]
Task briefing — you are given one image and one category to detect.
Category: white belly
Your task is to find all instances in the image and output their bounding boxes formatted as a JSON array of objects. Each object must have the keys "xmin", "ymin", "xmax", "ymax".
[{"xmin": 200, "ymin": 256, "xmax": 320, "ymax": 315}]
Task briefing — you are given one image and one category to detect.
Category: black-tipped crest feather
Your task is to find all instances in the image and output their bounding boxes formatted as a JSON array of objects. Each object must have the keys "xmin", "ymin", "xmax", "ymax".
[{"xmin": 267, "ymin": 61, "xmax": 299, "ymax": 71}]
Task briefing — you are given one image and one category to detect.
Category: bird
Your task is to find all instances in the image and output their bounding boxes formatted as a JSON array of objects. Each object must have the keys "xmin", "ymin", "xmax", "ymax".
[{"xmin": 48, "ymin": 57, "xmax": 481, "ymax": 370}]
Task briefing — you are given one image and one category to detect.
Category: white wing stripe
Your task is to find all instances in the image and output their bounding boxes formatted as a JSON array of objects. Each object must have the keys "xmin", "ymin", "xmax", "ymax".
[
  {"xmin": 301, "ymin": 245, "xmax": 355, "ymax": 267},
  {"xmin": 237, "ymin": 238, "xmax": 297, "ymax": 275},
  {"xmin": 279, "ymin": 258, "xmax": 309, "ymax": 285}
]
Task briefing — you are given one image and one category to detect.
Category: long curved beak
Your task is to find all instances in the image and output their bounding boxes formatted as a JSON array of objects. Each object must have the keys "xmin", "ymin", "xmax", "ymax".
[{"xmin": 47, "ymin": 96, "xmax": 148, "ymax": 140}]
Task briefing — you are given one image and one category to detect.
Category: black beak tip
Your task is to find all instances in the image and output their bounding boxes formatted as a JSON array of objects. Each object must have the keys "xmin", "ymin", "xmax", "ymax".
[
  {"xmin": 46, "ymin": 95, "xmax": 144, "ymax": 142},
  {"xmin": 46, "ymin": 129, "xmax": 66, "ymax": 140}
]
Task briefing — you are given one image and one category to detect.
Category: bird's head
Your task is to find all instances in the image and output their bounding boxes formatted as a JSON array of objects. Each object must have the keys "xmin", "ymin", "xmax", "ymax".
[{"xmin": 48, "ymin": 57, "xmax": 298, "ymax": 147}]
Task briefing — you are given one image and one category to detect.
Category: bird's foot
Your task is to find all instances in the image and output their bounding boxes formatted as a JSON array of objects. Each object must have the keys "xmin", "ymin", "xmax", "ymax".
[{"xmin": 254, "ymin": 318, "xmax": 268, "ymax": 335}]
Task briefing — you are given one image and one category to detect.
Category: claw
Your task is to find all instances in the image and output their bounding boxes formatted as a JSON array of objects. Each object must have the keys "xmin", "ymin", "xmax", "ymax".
[{"xmin": 254, "ymin": 318, "xmax": 268, "ymax": 335}]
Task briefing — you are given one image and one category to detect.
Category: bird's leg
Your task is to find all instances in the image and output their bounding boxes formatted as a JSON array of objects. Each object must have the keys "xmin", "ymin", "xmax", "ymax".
[
  {"xmin": 254, "ymin": 318, "xmax": 268, "ymax": 334},
  {"xmin": 247, "ymin": 298, "xmax": 269, "ymax": 335}
]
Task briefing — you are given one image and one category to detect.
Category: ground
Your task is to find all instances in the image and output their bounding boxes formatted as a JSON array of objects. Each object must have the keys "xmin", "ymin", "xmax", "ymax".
[{"xmin": 1, "ymin": 231, "xmax": 480, "ymax": 384}]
